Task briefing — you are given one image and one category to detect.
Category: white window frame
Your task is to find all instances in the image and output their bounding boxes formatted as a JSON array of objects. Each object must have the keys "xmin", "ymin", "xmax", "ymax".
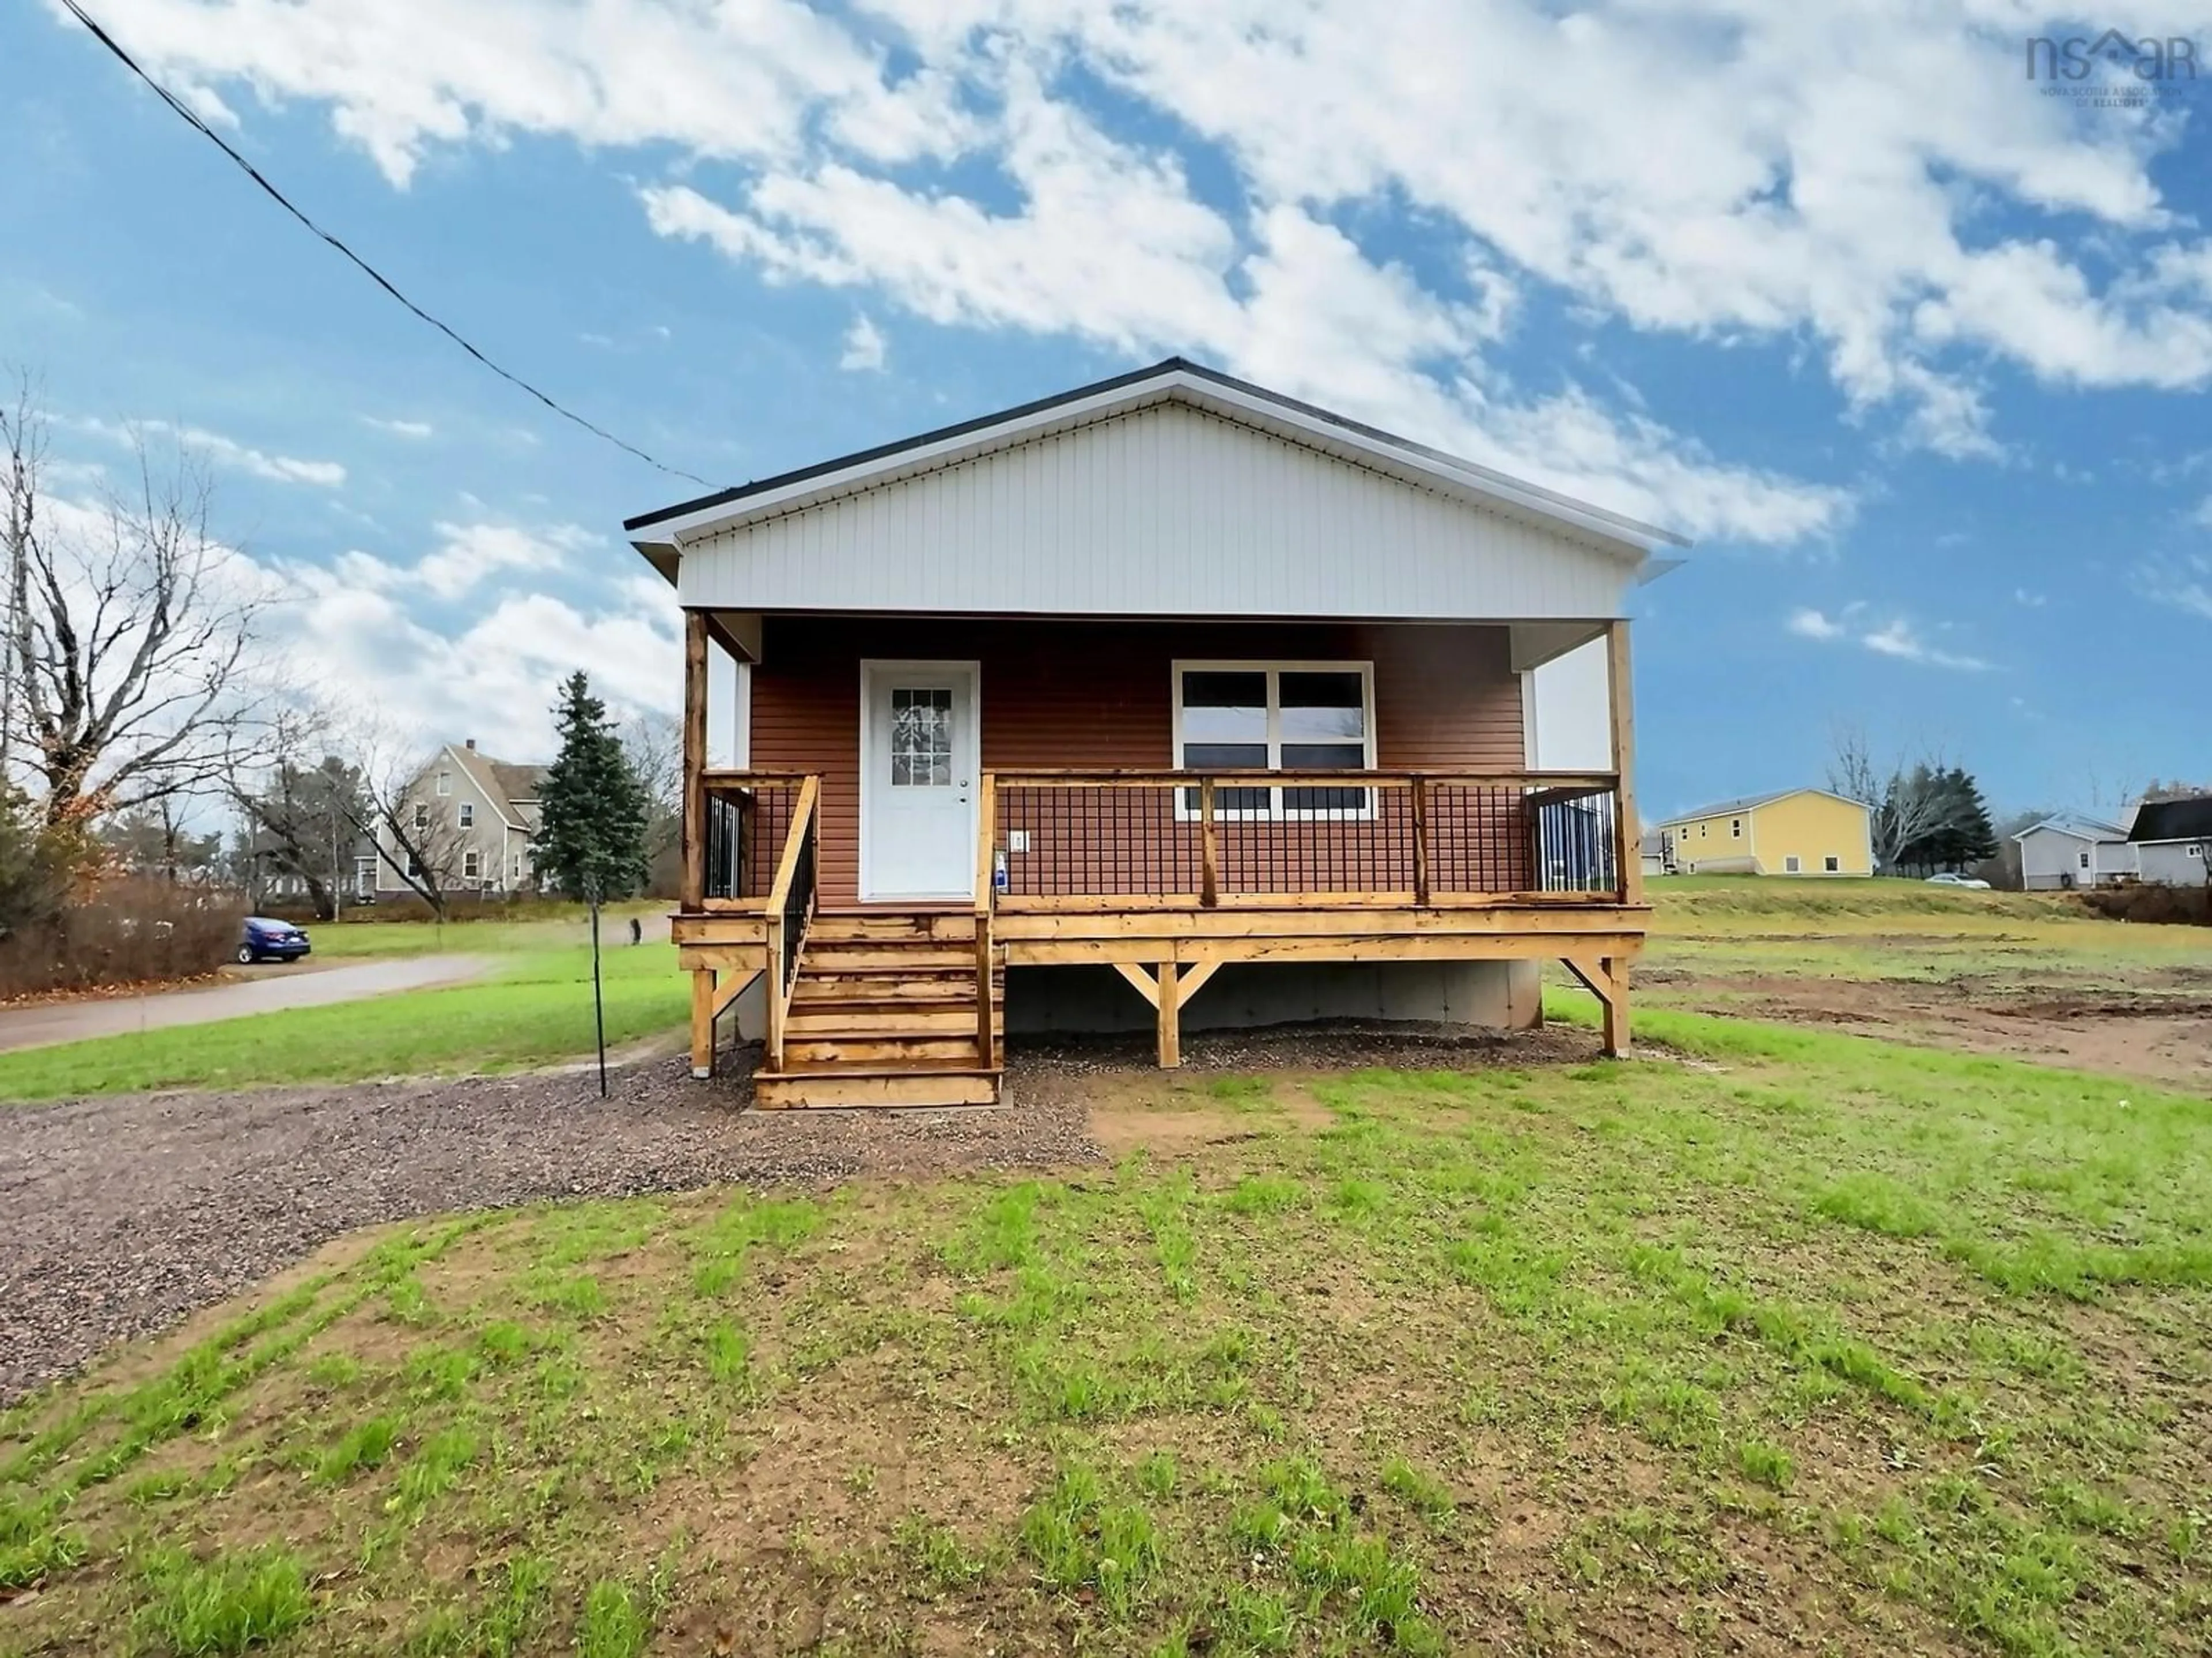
[
  {"xmin": 459, "ymin": 801, "xmax": 475, "ymax": 828},
  {"xmin": 1171, "ymin": 660, "xmax": 1377, "ymax": 823},
  {"xmin": 436, "ymin": 771, "xmax": 453, "ymax": 797},
  {"xmin": 412, "ymin": 802, "xmax": 430, "ymax": 831},
  {"xmin": 1730, "ymin": 817, "xmax": 1743, "ymax": 839},
  {"xmin": 463, "ymin": 849, "xmax": 481, "ymax": 880},
  {"xmin": 1783, "ymin": 854, "xmax": 1801, "ymax": 873},
  {"xmin": 1824, "ymin": 854, "xmax": 1841, "ymax": 873}
]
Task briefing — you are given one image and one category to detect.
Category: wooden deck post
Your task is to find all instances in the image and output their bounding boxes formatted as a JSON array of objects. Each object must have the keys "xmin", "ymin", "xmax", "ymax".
[
  {"xmin": 681, "ymin": 610, "xmax": 709, "ymax": 912},
  {"xmin": 1156, "ymin": 959, "xmax": 1181, "ymax": 1068},
  {"xmin": 1199, "ymin": 778, "xmax": 1219, "ymax": 908},
  {"xmin": 975, "ymin": 772, "xmax": 998, "ymax": 1072},
  {"xmin": 690, "ymin": 967, "xmax": 715, "ymax": 1079},
  {"xmin": 763, "ymin": 915, "xmax": 786, "ymax": 1073},
  {"xmin": 1607, "ymin": 620, "xmax": 1642, "ymax": 907},
  {"xmin": 1600, "ymin": 955, "xmax": 1630, "ymax": 1056},
  {"xmin": 1410, "ymin": 776, "xmax": 1431, "ymax": 906}
]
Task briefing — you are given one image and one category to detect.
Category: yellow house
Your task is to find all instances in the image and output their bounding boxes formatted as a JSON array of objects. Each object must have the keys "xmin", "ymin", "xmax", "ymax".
[{"xmin": 1655, "ymin": 788, "xmax": 1873, "ymax": 877}]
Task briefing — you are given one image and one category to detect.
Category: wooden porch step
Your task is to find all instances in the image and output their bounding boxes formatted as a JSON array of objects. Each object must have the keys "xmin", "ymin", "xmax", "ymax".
[
  {"xmin": 785, "ymin": 1004, "xmax": 1003, "ymax": 1037},
  {"xmin": 755, "ymin": 1062, "xmax": 1001, "ymax": 1110},
  {"xmin": 791, "ymin": 971, "xmax": 999, "ymax": 1002},
  {"xmin": 781, "ymin": 1035, "xmax": 989, "ymax": 1066},
  {"xmin": 798, "ymin": 942, "xmax": 979, "ymax": 971},
  {"xmin": 806, "ymin": 913, "xmax": 977, "ymax": 942}
]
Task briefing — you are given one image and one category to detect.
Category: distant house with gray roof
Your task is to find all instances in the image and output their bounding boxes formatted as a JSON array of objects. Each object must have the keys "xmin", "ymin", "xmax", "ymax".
[
  {"xmin": 2012, "ymin": 812, "xmax": 2135, "ymax": 890},
  {"xmin": 374, "ymin": 740, "xmax": 548, "ymax": 898}
]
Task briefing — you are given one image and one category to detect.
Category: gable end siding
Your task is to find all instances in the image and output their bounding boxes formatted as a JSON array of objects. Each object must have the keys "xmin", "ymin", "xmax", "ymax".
[{"xmin": 678, "ymin": 403, "xmax": 1631, "ymax": 621}]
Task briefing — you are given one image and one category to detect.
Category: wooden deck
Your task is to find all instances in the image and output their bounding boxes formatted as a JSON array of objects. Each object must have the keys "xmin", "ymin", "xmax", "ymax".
[
  {"xmin": 672, "ymin": 764, "xmax": 1645, "ymax": 1107},
  {"xmin": 671, "ymin": 610, "xmax": 1645, "ymax": 1108}
]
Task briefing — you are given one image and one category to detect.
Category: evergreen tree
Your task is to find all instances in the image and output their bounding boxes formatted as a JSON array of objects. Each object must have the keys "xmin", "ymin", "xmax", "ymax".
[{"xmin": 535, "ymin": 672, "xmax": 650, "ymax": 902}]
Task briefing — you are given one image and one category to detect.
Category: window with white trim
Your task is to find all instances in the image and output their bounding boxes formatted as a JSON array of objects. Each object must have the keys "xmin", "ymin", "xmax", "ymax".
[
  {"xmin": 412, "ymin": 802, "xmax": 430, "ymax": 831},
  {"xmin": 435, "ymin": 771, "xmax": 452, "ymax": 797},
  {"xmin": 1824, "ymin": 854, "xmax": 1841, "ymax": 872},
  {"xmin": 463, "ymin": 849, "xmax": 481, "ymax": 880},
  {"xmin": 1730, "ymin": 817, "xmax": 1743, "ymax": 839},
  {"xmin": 459, "ymin": 801, "xmax": 474, "ymax": 828},
  {"xmin": 1172, "ymin": 663, "xmax": 1375, "ymax": 819},
  {"xmin": 2078, "ymin": 850, "xmax": 2090, "ymax": 870},
  {"xmin": 1783, "ymin": 854, "xmax": 1801, "ymax": 873}
]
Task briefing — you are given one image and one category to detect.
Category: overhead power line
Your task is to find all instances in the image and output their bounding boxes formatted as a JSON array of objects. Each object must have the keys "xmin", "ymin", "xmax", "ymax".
[{"xmin": 57, "ymin": 0, "xmax": 709, "ymax": 487}]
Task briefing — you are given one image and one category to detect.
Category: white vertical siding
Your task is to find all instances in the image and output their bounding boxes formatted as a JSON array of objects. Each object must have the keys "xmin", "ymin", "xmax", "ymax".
[{"xmin": 676, "ymin": 403, "xmax": 1633, "ymax": 620}]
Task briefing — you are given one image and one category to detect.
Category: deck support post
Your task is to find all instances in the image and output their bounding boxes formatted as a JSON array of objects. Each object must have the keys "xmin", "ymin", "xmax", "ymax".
[
  {"xmin": 690, "ymin": 967, "xmax": 716, "ymax": 1078},
  {"xmin": 681, "ymin": 610, "xmax": 709, "ymax": 913},
  {"xmin": 1156, "ymin": 959, "xmax": 1181, "ymax": 1068},
  {"xmin": 1562, "ymin": 955, "xmax": 1631, "ymax": 1058},
  {"xmin": 1607, "ymin": 620, "xmax": 1642, "ymax": 909}
]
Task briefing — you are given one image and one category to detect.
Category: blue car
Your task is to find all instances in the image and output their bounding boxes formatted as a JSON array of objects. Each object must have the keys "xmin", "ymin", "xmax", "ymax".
[{"xmin": 237, "ymin": 916, "xmax": 312, "ymax": 964}]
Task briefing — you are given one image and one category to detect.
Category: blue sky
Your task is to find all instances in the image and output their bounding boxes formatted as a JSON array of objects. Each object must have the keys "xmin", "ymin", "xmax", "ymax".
[{"xmin": 3, "ymin": 1, "xmax": 2209, "ymax": 823}]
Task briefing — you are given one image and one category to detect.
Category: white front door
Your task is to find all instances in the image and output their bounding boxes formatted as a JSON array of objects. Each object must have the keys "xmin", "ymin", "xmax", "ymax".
[{"xmin": 860, "ymin": 660, "xmax": 980, "ymax": 902}]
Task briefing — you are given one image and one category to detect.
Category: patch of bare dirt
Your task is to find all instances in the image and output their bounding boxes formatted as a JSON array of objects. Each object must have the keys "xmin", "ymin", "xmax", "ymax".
[{"xmin": 1665, "ymin": 974, "xmax": 2212, "ymax": 1090}]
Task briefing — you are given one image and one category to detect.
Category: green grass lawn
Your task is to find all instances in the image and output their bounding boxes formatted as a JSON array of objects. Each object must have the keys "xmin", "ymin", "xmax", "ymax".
[
  {"xmin": 300, "ymin": 902, "xmax": 664, "ymax": 962},
  {"xmin": 1643, "ymin": 875, "xmax": 2209, "ymax": 991},
  {"xmin": 0, "ymin": 940, "xmax": 688, "ymax": 1101},
  {"xmin": 5, "ymin": 1014, "xmax": 2207, "ymax": 1655}
]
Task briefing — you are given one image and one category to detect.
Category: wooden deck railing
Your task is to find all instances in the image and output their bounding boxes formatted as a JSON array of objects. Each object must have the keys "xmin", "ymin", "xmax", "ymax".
[
  {"xmin": 759, "ymin": 775, "xmax": 820, "ymax": 1070},
  {"xmin": 984, "ymin": 769, "xmax": 1626, "ymax": 909},
  {"xmin": 694, "ymin": 769, "xmax": 814, "ymax": 907}
]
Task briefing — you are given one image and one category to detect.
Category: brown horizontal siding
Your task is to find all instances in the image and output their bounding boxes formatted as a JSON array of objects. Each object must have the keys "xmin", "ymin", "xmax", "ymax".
[{"xmin": 747, "ymin": 616, "xmax": 1527, "ymax": 907}]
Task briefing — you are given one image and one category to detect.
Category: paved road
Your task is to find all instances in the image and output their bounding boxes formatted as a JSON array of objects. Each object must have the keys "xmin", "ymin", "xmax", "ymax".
[{"xmin": 0, "ymin": 955, "xmax": 494, "ymax": 1054}]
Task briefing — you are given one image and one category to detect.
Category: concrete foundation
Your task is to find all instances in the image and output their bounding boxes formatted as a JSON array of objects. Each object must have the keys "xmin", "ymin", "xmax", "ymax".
[{"xmin": 1003, "ymin": 958, "xmax": 1543, "ymax": 1036}]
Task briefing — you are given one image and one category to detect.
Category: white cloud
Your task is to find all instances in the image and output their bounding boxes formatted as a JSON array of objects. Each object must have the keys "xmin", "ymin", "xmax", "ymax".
[
  {"xmin": 839, "ymin": 312, "xmax": 887, "ymax": 372},
  {"xmin": 2192, "ymin": 494, "xmax": 2212, "ymax": 530},
  {"xmin": 2135, "ymin": 552, "xmax": 2212, "ymax": 622},
  {"xmin": 73, "ymin": 414, "xmax": 346, "ymax": 487},
  {"xmin": 361, "ymin": 414, "xmax": 434, "ymax": 438},
  {"xmin": 1791, "ymin": 601, "xmax": 1990, "ymax": 670},
  {"xmin": 2013, "ymin": 588, "xmax": 2046, "ymax": 607},
  {"xmin": 335, "ymin": 520, "xmax": 595, "ymax": 600},
  {"xmin": 56, "ymin": 0, "xmax": 2212, "ymax": 509},
  {"xmin": 336, "ymin": 519, "xmax": 597, "ymax": 601}
]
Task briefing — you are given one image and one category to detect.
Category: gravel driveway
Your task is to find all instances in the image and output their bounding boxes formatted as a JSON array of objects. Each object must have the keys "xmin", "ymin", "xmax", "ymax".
[
  {"xmin": 3, "ymin": 1020, "xmax": 1599, "ymax": 1402},
  {"xmin": 0, "ymin": 1055, "xmax": 1096, "ymax": 1402}
]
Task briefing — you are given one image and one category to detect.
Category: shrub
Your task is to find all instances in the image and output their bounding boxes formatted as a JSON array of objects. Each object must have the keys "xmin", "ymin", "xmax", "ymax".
[{"xmin": 0, "ymin": 874, "xmax": 243, "ymax": 998}]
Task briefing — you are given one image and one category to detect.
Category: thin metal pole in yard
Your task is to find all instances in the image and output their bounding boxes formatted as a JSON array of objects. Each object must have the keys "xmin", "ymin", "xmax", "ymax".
[{"xmin": 588, "ymin": 881, "xmax": 608, "ymax": 1098}]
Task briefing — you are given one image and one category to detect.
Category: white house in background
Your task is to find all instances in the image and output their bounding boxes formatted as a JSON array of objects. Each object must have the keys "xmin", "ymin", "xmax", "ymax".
[
  {"xmin": 2013, "ymin": 812, "xmax": 2137, "ymax": 889},
  {"xmin": 374, "ymin": 740, "xmax": 548, "ymax": 898},
  {"xmin": 2124, "ymin": 795, "xmax": 2212, "ymax": 887}
]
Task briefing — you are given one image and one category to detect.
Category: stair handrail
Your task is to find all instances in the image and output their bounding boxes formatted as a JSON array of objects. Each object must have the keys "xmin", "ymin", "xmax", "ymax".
[
  {"xmin": 974, "ymin": 772, "xmax": 998, "ymax": 1070},
  {"xmin": 761, "ymin": 774, "xmax": 821, "ymax": 1070}
]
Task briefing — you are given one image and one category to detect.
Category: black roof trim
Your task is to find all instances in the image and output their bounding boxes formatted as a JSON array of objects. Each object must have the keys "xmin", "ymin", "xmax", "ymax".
[{"xmin": 623, "ymin": 357, "xmax": 1687, "ymax": 546}]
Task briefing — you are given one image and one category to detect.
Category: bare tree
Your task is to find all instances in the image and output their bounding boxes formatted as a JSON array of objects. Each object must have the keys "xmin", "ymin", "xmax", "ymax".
[
  {"xmin": 227, "ymin": 707, "xmax": 368, "ymax": 921},
  {"xmin": 1, "ymin": 370, "xmax": 44, "ymax": 783},
  {"xmin": 0, "ymin": 386, "xmax": 269, "ymax": 830},
  {"xmin": 1827, "ymin": 722, "xmax": 1961, "ymax": 873},
  {"xmin": 621, "ymin": 709, "xmax": 683, "ymax": 864},
  {"xmin": 337, "ymin": 721, "xmax": 474, "ymax": 917}
]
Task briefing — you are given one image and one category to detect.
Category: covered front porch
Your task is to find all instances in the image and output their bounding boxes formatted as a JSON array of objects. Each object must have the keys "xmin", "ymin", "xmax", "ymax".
[{"xmin": 669, "ymin": 610, "xmax": 1647, "ymax": 1107}]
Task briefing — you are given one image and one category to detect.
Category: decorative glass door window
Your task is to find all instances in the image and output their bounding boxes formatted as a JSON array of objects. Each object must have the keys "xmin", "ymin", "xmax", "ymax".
[
  {"xmin": 889, "ymin": 687, "xmax": 955, "ymax": 787},
  {"xmin": 1173, "ymin": 662, "xmax": 1375, "ymax": 819}
]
